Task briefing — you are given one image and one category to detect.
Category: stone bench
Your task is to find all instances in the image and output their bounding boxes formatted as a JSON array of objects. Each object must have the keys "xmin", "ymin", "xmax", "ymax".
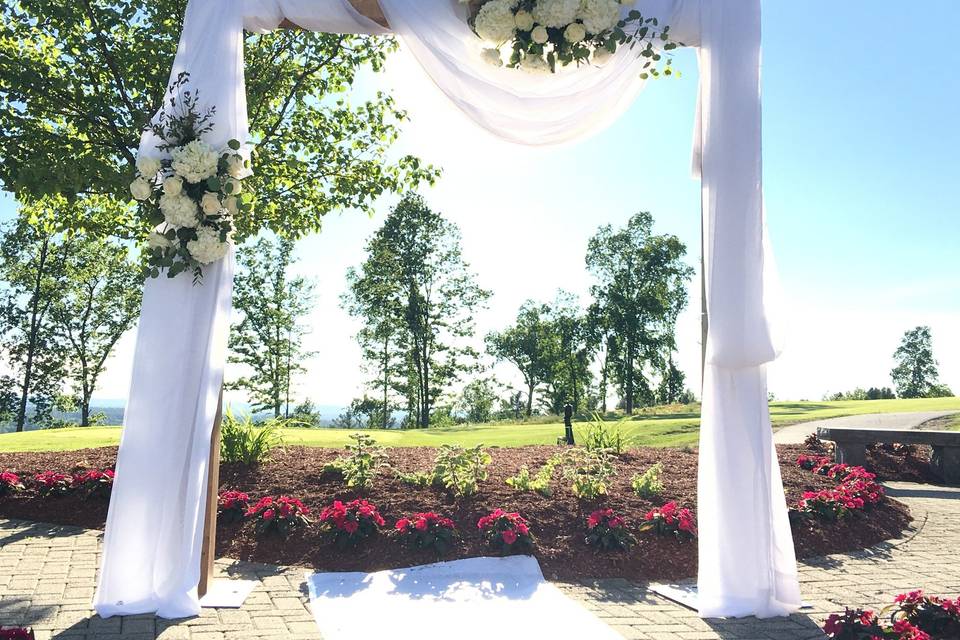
[{"xmin": 817, "ymin": 426, "xmax": 960, "ymax": 485}]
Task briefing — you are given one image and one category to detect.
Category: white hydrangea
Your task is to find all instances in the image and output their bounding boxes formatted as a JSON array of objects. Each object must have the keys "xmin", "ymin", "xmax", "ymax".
[
  {"xmin": 130, "ymin": 177, "xmax": 153, "ymax": 201},
  {"xmin": 514, "ymin": 10, "xmax": 534, "ymax": 31},
  {"xmin": 223, "ymin": 195, "xmax": 239, "ymax": 216},
  {"xmin": 162, "ymin": 176, "xmax": 183, "ymax": 196},
  {"xmin": 170, "ymin": 140, "xmax": 219, "ymax": 183},
  {"xmin": 592, "ymin": 46, "xmax": 614, "ymax": 65},
  {"xmin": 475, "ymin": 0, "xmax": 517, "ymax": 43},
  {"xmin": 564, "ymin": 22, "xmax": 586, "ymax": 43},
  {"xmin": 187, "ymin": 226, "xmax": 229, "ymax": 265},
  {"xmin": 577, "ymin": 0, "xmax": 620, "ymax": 34},
  {"xmin": 532, "ymin": 0, "xmax": 579, "ymax": 28},
  {"xmin": 520, "ymin": 52, "xmax": 551, "ymax": 74},
  {"xmin": 531, "ymin": 25, "xmax": 549, "ymax": 44},
  {"xmin": 201, "ymin": 191, "xmax": 221, "ymax": 215},
  {"xmin": 147, "ymin": 231, "xmax": 172, "ymax": 250},
  {"xmin": 136, "ymin": 156, "xmax": 162, "ymax": 178},
  {"xmin": 481, "ymin": 47, "xmax": 504, "ymax": 67},
  {"xmin": 160, "ymin": 193, "xmax": 199, "ymax": 228}
]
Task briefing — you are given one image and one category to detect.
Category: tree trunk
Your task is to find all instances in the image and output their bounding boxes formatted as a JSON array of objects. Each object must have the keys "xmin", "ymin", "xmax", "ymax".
[
  {"xmin": 600, "ymin": 346, "xmax": 609, "ymax": 413},
  {"xmin": 381, "ymin": 334, "xmax": 390, "ymax": 429},
  {"xmin": 15, "ymin": 236, "xmax": 51, "ymax": 432},
  {"xmin": 625, "ymin": 336, "xmax": 635, "ymax": 415},
  {"xmin": 526, "ymin": 381, "xmax": 534, "ymax": 418}
]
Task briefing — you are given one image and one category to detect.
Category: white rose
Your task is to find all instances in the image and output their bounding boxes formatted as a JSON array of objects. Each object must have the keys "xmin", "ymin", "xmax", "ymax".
[
  {"xmin": 223, "ymin": 196, "xmax": 239, "ymax": 216},
  {"xmin": 222, "ymin": 177, "xmax": 242, "ymax": 196},
  {"xmin": 520, "ymin": 52, "xmax": 551, "ymax": 74},
  {"xmin": 225, "ymin": 153, "xmax": 245, "ymax": 178},
  {"xmin": 592, "ymin": 46, "xmax": 614, "ymax": 65},
  {"xmin": 514, "ymin": 10, "xmax": 534, "ymax": 31},
  {"xmin": 130, "ymin": 176, "xmax": 153, "ymax": 201},
  {"xmin": 531, "ymin": 25, "xmax": 549, "ymax": 44},
  {"xmin": 474, "ymin": 0, "xmax": 517, "ymax": 43},
  {"xmin": 136, "ymin": 156, "xmax": 162, "ymax": 178},
  {"xmin": 170, "ymin": 139, "xmax": 219, "ymax": 183},
  {"xmin": 159, "ymin": 193, "xmax": 199, "ymax": 228},
  {"xmin": 481, "ymin": 47, "xmax": 504, "ymax": 67},
  {"xmin": 187, "ymin": 226, "xmax": 230, "ymax": 265},
  {"xmin": 532, "ymin": 0, "xmax": 579, "ymax": 28},
  {"xmin": 201, "ymin": 191, "xmax": 221, "ymax": 215},
  {"xmin": 162, "ymin": 176, "xmax": 183, "ymax": 196},
  {"xmin": 147, "ymin": 231, "xmax": 172, "ymax": 250},
  {"xmin": 564, "ymin": 22, "xmax": 586, "ymax": 43},
  {"xmin": 577, "ymin": 0, "xmax": 620, "ymax": 34}
]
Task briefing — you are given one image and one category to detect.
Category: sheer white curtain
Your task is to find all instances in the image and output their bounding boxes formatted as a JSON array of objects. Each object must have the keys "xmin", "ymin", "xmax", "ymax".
[{"xmin": 96, "ymin": 0, "xmax": 800, "ymax": 620}]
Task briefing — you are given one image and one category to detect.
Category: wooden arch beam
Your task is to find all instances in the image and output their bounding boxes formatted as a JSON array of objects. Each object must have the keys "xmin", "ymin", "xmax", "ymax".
[{"xmin": 279, "ymin": 0, "xmax": 389, "ymax": 29}]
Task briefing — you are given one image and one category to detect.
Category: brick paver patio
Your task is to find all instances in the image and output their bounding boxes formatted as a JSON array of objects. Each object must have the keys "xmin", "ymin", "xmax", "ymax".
[{"xmin": 1, "ymin": 481, "xmax": 957, "ymax": 639}]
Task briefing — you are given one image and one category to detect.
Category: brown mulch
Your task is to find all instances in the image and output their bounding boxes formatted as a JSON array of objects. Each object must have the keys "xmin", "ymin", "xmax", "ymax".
[{"xmin": 0, "ymin": 443, "xmax": 912, "ymax": 582}]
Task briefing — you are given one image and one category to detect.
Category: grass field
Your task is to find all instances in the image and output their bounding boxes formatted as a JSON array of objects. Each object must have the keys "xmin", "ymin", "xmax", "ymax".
[{"xmin": 2, "ymin": 397, "xmax": 958, "ymax": 453}]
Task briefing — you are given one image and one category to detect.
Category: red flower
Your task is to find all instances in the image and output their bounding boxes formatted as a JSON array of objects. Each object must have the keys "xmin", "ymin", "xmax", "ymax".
[
  {"xmin": 501, "ymin": 530, "xmax": 518, "ymax": 545},
  {"xmin": 516, "ymin": 522, "xmax": 529, "ymax": 536},
  {"xmin": 344, "ymin": 520, "xmax": 359, "ymax": 533},
  {"xmin": 395, "ymin": 518, "xmax": 410, "ymax": 531},
  {"xmin": 262, "ymin": 509, "xmax": 275, "ymax": 521},
  {"xmin": 414, "ymin": 518, "xmax": 428, "ymax": 531}
]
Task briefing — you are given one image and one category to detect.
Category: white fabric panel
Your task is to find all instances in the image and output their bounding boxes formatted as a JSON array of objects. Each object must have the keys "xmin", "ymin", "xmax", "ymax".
[
  {"xmin": 93, "ymin": 252, "xmax": 234, "ymax": 619},
  {"xmin": 243, "ymin": 0, "xmax": 390, "ymax": 35},
  {"xmin": 695, "ymin": 0, "xmax": 801, "ymax": 618}
]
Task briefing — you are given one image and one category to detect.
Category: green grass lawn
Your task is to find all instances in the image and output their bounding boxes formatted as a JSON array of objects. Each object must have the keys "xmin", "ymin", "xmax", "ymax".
[{"xmin": 1, "ymin": 396, "xmax": 959, "ymax": 453}]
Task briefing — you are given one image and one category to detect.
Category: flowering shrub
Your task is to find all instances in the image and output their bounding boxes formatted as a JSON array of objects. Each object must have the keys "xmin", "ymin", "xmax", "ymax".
[
  {"xmin": 823, "ymin": 590, "xmax": 960, "ymax": 639},
  {"xmin": 585, "ymin": 508, "xmax": 636, "ymax": 551},
  {"xmin": 395, "ymin": 512, "xmax": 458, "ymax": 554},
  {"xmin": 34, "ymin": 471, "xmax": 72, "ymax": 497},
  {"xmin": 794, "ymin": 457, "xmax": 885, "ymax": 520},
  {"xmin": 72, "ymin": 469, "xmax": 114, "ymax": 500},
  {"xmin": 639, "ymin": 501, "xmax": 696, "ymax": 540},
  {"xmin": 0, "ymin": 471, "xmax": 24, "ymax": 497},
  {"xmin": 0, "ymin": 628, "xmax": 35, "ymax": 640},
  {"xmin": 477, "ymin": 509, "xmax": 534, "ymax": 552},
  {"xmin": 247, "ymin": 496, "xmax": 310, "ymax": 537},
  {"xmin": 318, "ymin": 499, "xmax": 385, "ymax": 548},
  {"xmin": 218, "ymin": 490, "xmax": 251, "ymax": 524}
]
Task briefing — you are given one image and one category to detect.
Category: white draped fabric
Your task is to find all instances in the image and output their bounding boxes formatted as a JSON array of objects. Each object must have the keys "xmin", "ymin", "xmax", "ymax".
[{"xmin": 95, "ymin": 0, "xmax": 801, "ymax": 620}]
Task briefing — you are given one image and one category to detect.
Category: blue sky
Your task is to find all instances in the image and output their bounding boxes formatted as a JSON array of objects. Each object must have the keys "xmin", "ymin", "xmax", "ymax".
[{"xmin": 3, "ymin": 1, "xmax": 958, "ymax": 406}]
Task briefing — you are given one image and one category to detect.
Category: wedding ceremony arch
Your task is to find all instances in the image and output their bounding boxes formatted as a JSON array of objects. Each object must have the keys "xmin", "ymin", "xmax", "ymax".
[{"xmin": 93, "ymin": 0, "xmax": 800, "ymax": 622}]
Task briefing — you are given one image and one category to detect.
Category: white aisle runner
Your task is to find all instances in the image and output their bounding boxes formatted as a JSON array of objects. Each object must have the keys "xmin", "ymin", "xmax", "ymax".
[{"xmin": 306, "ymin": 556, "xmax": 621, "ymax": 640}]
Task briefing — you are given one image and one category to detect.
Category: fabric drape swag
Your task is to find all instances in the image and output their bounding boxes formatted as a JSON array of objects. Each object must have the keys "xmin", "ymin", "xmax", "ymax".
[{"xmin": 95, "ymin": 0, "xmax": 801, "ymax": 620}]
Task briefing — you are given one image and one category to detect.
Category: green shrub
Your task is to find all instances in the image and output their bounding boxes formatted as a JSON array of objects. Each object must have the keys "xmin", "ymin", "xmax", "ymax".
[
  {"xmin": 505, "ymin": 454, "xmax": 562, "ymax": 496},
  {"xmin": 396, "ymin": 470, "xmax": 432, "ymax": 488},
  {"xmin": 631, "ymin": 462, "xmax": 664, "ymax": 499},
  {"xmin": 432, "ymin": 444, "xmax": 492, "ymax": 497},
  {"xmin": 324, "ymin": 433, "xmax": 388, "ymax": 489},
  {"xmin": 558, "ymin": 448, "xmax": 616, "ymax": 500},
  {"xmin": 220, "ymin": 411, "xmax": 284, "ymax": 465},
  {"xmin": 577, "ymin": 413, "xmax": 628, "ymax": 454}
]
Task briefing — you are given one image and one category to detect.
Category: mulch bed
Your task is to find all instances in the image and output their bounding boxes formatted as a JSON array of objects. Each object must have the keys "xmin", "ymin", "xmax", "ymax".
[{"xmin": 0, "ymin": 442, "xmax": 912, "ymax": 582}]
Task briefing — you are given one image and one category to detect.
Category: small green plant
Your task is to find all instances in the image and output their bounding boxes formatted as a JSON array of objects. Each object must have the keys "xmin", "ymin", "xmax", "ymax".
[
  {"xmin": 631, "ymin": 462, "xmax": 664, "ymax": 499},
  {"xmin": 577, "ymin": 413, "xmax": 628, "ymax": 454},
  {"xmin": 396, "ymin": 470, "xmax": 433, "ymax": 488},
  {"xmin": 506, "ymin": 454, "xmax": 562, "ymax": 496},
  {"xmin": 220, "ymin": 410, "xmax": 284, "ymax": 465},
  {"xmin": 432, "ymin": 444, "xmax": 492, "ymax": 497},
  {"xmin": 559, "ymin": 448, "xmax": 616, "ymax": 500},
  {"xmin": 324, "ymin": 433, "xmax": 388, "ymax": 489}
]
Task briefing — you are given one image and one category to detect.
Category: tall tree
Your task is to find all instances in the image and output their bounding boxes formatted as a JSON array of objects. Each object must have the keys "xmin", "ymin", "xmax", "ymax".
[
  {"xmin": 228, "ymin": 237, "xmax": 315, "ymax": 417},
  {"xmin": 486, "ymin": 301, "xmax": 555, "ymax": 418},
  {"xmin": 0, "ymin": 203, "xmax": 74, "ymax": 431},
  {"xmin": 457, "ymin": 377, "xmax": 500, "ymax": 424},
  {"xmin": 539, "ymin": 292, "xmax": 593, "ymax": 415},
  {"xmin": 0, "ymin": 0, "xmax": 435, "ymax": 238},
  {"xmin": 586, "ymin": 212, "xmax": 693, "ymax": 414},
  {"xmin": 51, "ymin": 237, "xmax": 143, "ymax": 426},
  {"xmin": 344, "ymin": 194, "xmax": 490, "ymax": 428},
  {"xmin": 890, "ymin": 326, "xmax": 944, "ymax": 399}
]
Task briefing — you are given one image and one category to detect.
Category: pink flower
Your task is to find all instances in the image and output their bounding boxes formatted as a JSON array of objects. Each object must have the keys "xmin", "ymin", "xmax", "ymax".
[
  {"xmin": 501, "ymin": 530, "xmax": 518, "ymax": 545},
  {"xmin": 395, "ymin": 518, "xmax": 410, "ymax": 531},
  {"xmin": 344, "ymin": 520, "xmax": 359, "ymax": 534},
  {"xmin": 414, "ymin": 518, "xmax": 428, "ymax": 531},
  {"xmin": 262, "ymin": 509, "xmax": 275, "ymax": 521}
]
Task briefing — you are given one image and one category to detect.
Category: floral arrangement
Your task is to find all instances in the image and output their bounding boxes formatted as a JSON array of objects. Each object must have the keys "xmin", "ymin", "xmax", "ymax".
[
  {"xmin": 0, "ymin": 628, "xmax": 35, "ymax": 640},
  {"xmin": 318, "ymin": 499, "xmax": 386, "ymax": 548},
  {"xmin": 584, "ymin": 508, "xmax": 636, "ymax": 551},
  {"xmin": 33, "ymin": 471, "xmax": 72, "ymax": 497},
  {"xmin": 129, "ymin": 74, "xmax": 252, "ymax": 283},
  {"xmin": 0, "ymin": 471, "xmax": 24, "ymax": 497},
  {"xmin": 72, "ymin": 469, "xmax": 114, "ymax": 500},
  {"xmin": 639, "ymin": 501, "xmax": 696, "ymax": 540},
  {"xmin": 218, "ymin": 490, "xmax": 251, "ymax": 524},
  {"xmin": 466, "ymin": 0, "xmax": 678, "ymax": 75},
  {"xmin": 246, "ymin": 496, "xmax": 310, "ymax": 536},
  {"xmin": 824, "ymin": 590, "xmax": 960, "ymax": 639},
  {"xmin": 395, "ymin": 512, "xmax": 458, "ymax": 554},
  {"xmin": 477, "ymin": 508, "xmax": 534, "ymax": 552}
]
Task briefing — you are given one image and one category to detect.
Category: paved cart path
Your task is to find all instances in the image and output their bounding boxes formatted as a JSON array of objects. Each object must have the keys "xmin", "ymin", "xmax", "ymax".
[{"xmin": 773, "ymin": 411, "xmax": 957, "ymax": 445}]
